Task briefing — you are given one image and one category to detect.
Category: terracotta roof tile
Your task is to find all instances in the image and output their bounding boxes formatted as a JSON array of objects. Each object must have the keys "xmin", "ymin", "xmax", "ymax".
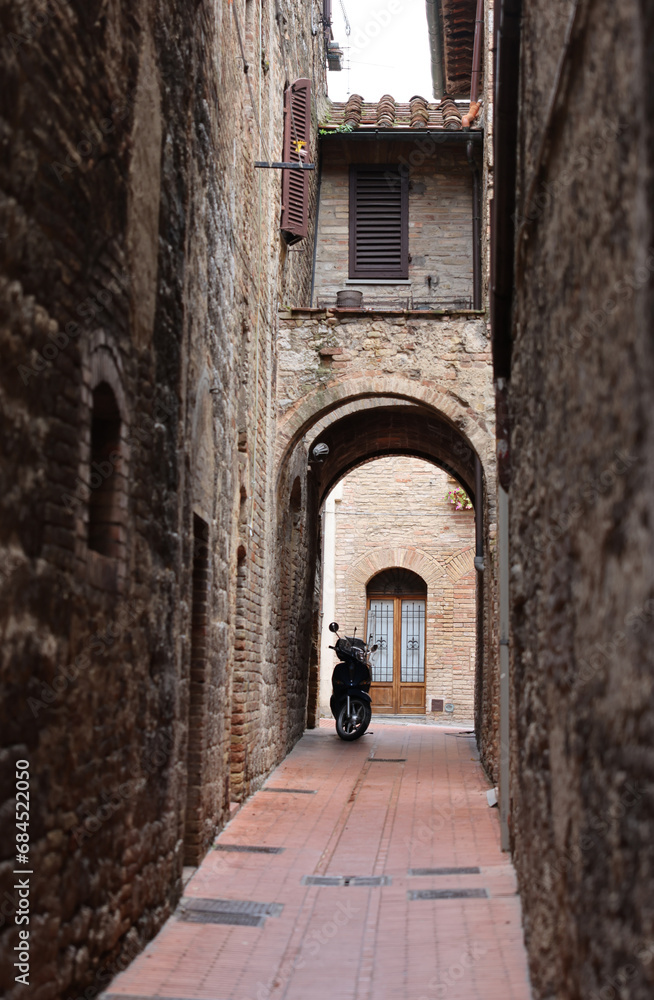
[
  {"xmin": 320, "ymin": 95, "xmax": 479, "ymax": 132},
  {"xmin": 441, "ymin": 0, "xmax": 478, "ymax": 96}
]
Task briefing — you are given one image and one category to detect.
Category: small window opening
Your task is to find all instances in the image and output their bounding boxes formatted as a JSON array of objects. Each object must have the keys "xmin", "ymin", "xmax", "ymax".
[
  {"xmin": 289, "ymin": 476, "xmax": 302, "ymax": 513},
  {"xmin": 184, "ymin": 514, "xmax": 211, "ymax": 864},
  {"xmin": 88, "ymin": 382, "xmax": 122, "ymax": 558}
]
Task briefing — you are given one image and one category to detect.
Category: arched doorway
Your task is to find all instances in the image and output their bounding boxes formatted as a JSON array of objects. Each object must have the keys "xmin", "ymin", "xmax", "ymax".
[{"xmin": 367, "ymin": 568, "xmax": 427, "ymax": 714}]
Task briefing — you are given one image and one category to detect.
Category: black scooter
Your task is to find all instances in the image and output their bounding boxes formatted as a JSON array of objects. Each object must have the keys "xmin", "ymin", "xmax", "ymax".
[{"xmin": 328, "ymin": 622, "xmax": 376, "ymax": 741}]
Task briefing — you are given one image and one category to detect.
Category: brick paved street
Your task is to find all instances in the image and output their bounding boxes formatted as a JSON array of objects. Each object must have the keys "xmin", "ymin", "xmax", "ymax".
[{"xmin": 104, "ymin": 722, "xmax": 532, "ymax": 1000}]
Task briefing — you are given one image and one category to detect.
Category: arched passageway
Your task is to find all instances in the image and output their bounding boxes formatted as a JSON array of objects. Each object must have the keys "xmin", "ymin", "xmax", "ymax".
[
  {"xmin": 316, "ymin": 459, "xmax": 478, "ymax": 722},
  {"xmin": 274, "ymin": 391, "xmax": 499, "ymax": 776}
]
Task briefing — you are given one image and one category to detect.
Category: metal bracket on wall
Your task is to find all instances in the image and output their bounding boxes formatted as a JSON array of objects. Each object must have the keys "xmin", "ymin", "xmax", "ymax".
[{"xmin": 254, "ymin": 161, "xmax": 316, "ymax": 170}]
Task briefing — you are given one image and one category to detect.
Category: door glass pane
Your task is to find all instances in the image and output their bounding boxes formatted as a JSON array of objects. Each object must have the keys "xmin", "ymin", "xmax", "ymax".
[
  {"xmin": 401, "ymin": 600, "xmax": 425, "ymax": 682},
  {"xmin": 367, "ymin": 600, "xmax": 394, "ymax": 682}
]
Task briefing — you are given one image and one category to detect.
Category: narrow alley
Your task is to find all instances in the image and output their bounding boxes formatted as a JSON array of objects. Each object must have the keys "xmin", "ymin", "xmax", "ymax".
[
  {"xmin": 105, "ymin": 722, "xmax": 530, "ymax": 1000},
  {"xmin": 4, "ymin": 1, "xmax": 654, "ymax": 998}
]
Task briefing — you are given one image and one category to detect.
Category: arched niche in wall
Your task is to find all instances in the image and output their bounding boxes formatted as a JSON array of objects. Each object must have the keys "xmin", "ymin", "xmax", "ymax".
[
  {"xmin": 88, "ymin": 382, "xmax": 123, "ymax": 558},
  {"xmin": 78, "ymin": 337, "xmax": 130, "ymax": 592},
  {"xmin": 190, "ymin": 370, "xmax": 216, "ymax": 520}
]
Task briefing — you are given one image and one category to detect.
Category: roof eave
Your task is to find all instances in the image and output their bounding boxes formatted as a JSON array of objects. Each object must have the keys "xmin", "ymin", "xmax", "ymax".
[
  {"xmin": 318, "ymin": 129, "xmax": 482, "ymax": 142},
  {"xmin": 426, "ymin": 0, "xmax": 446, "ymax": 100}
]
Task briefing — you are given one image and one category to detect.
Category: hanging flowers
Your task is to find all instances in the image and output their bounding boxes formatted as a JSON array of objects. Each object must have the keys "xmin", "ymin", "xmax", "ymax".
[{"xmin": 446, "ymin": 486, "xmax": 473, "ymax": 510}]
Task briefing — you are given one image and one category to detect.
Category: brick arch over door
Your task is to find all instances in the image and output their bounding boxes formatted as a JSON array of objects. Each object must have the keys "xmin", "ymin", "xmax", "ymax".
[
  {"xmin": 348, "ymin": 546, "xmax": 446, "ymax": 595},
  {"xmin": 343, "ymin": 548, "xmax": 447, "ymax": 646}
]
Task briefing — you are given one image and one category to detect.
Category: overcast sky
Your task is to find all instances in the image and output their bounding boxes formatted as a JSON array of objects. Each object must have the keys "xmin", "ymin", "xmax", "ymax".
[{"xmin": 327, "ymin": 0, "xmax": 434, "ymax": 103}]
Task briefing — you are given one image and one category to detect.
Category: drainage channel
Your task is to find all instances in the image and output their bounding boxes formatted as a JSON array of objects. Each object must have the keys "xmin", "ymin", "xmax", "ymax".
[
  {"xmin": 214, "ymin": 844, "xmax": 285, "ymax": 854},
  {"xmin": 302, "ymin": 875, "xmax": 391, "ymax": 887},
  {"xmin": 178, "ymin": 896, "xmax": 283, "ymax": 926},
  {"xmin": 262, "ymin": 787, "xmax": 317, "ymax": 794},
  {"xmin": 408, "ymin": 888, "xmax": 488, "ymax": 900},
  {"xmin": 408, "ymin": 866, "xmax": 481, "ymax": 876}
]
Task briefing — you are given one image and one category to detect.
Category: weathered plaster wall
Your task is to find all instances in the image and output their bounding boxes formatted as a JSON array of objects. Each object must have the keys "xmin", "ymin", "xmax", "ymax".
[
  {"xmin": 321, "ymin": 457, "xmax": 476, "ymax": 722},
  {"xmin": 0, "ymin": 1, "xmax": 325, "ymax": 997},
  {"xmin": 312, "ymin": 140, "xmax": 475, "ymax": 307},
  {"xmin": 507, "ymin": 1, "xmax": 654, "ymax": 996}
]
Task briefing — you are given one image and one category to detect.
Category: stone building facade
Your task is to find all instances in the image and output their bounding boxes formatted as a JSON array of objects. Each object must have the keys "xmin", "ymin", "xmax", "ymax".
[
  {"xmin": 313, "ymin": 102, "xmax": 476, "ymax": 309},
  {"xmin": 0, "ymin": 2, "xmax": 326, "ymax": 997},
  {"xmin": 493, "ymin": 0, "xmax": 654, "ymax": 997},
  {"xmin": 319, "ymin": 457, "xmax": 476, "ymax": 723},
  {"xmin": 0, "ymin": 2, "xmax": 499, "ymax": 998}
]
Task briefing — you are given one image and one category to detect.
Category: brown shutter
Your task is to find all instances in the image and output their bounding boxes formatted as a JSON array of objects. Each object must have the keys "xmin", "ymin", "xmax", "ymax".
[
  {"xmin": 349, "ymin": 166, "xmax": 409, "ymax": 279},
  {"xmin": 280, "ymin": 78, "xmax": 311, "ymax": 245}
]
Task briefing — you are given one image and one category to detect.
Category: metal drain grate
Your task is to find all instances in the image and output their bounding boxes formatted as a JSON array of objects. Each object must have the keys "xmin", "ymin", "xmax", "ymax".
[
  {"xmin": 183, "ymin": 911, "xmax": 264, "ymax": 926},
  {"xmin": 214, "ymin": 844, "xmax": 285, "ymax": 854},
  {"xmin": 368, "ymin": 758, "xmax": 406, "ymax": 762},
  {"xmin": 409, "ymin": 866, "xmax": 481, "ymax": 876},
  {"xmin": 408, "ymin": 888, "xmax": 488, "ymax": 900},
  {"xmin": 262, "ymin": 787, "xmax": 317, "ymax": 794},
  {"xmin": 303, "ymin": 875, "xmax": 391, "ymax": 887},
  {"xmin": 178, "ymin": 896, "xmax": 283, "ymax": 926}
]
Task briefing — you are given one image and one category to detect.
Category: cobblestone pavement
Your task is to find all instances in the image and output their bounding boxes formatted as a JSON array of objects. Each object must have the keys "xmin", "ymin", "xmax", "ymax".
[{"xmin": 104, "ymin": 721, "xmax": 532, "ymax": 1000}]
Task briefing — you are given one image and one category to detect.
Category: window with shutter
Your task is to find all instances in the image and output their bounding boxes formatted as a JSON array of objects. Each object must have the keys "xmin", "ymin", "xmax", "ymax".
[
  {"xmin": 280, "ymin": 78, "xmax": 311, "ymax": 245},
  {"xmin": 349, "ymin": 165, "xmax": 409, "ymax": 279}
]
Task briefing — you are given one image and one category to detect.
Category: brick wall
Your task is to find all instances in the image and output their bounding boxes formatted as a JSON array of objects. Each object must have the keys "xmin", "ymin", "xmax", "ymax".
[
  {"xmin": 323, "ymin": 457, "xmax": 476, "ymax": 722},
  {"xmin": 312, "ymin": 140, "xmax": 475, "ymax": 307},
  {"xmin": 0, "ymin": 2, "xmax": 326, "ymax": 997}
]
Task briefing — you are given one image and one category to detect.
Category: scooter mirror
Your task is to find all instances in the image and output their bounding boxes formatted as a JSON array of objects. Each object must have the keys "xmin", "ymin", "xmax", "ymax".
[
  {"xmin": 328, "ymin": 622, "xmax": 339, "ymax": 633},
  {"xmin": 371, "ymin": 644, "xmax": 379, "ymax": 652}
]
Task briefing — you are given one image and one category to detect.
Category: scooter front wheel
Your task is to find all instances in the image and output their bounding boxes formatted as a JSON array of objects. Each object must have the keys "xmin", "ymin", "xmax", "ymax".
[{"xmin": 336, "ymin": 697, "xmax": 372, "ymax": 741}]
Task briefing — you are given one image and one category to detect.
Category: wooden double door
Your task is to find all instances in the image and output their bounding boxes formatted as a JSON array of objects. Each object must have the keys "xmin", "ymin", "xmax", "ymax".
[{"xmin": 366, "ymin": 596, "xmax": 426, "ymax": 714}]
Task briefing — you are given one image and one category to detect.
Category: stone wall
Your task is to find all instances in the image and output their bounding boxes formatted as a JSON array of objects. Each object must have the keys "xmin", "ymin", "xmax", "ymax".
[
  {"xmin": 0, "ymin": 1, "xmax": 326, "ymax": 997},
  {"xmin": 321, "ymin": 457, "xmax": 476, "ymax": 723},
  {"xmin": 312, "ymin": 139, "xmax": 475, "ymax": 308},
  {"xmin": 507, "ymin": 1, "xmax": 654, "ymax": 996},
  {"xmin": 277, "ymin": 307, "xmax": 492, "ymax": 410}
]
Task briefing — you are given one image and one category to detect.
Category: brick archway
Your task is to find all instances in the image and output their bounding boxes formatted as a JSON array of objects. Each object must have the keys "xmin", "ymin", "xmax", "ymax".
[
  {"xmin": 348, "ymin": 546, "xmax": 447, "ymax": 593},
  {"xmin": 275, "ymin": 375, "xmax": 494, "ymax": 477},
  {"xmin": 275, "ymin": 373, "xmax": 497, "ymax": 762}
]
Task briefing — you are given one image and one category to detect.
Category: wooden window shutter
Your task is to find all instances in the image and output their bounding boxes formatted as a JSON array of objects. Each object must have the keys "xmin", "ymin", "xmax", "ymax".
[
  {"xmin": 349, "ymin": 165, "xmax": 409, "ymax": 279},
  {"xmin": 280, "ymin": 78, "xmax": 311, "ymax": 245}
]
